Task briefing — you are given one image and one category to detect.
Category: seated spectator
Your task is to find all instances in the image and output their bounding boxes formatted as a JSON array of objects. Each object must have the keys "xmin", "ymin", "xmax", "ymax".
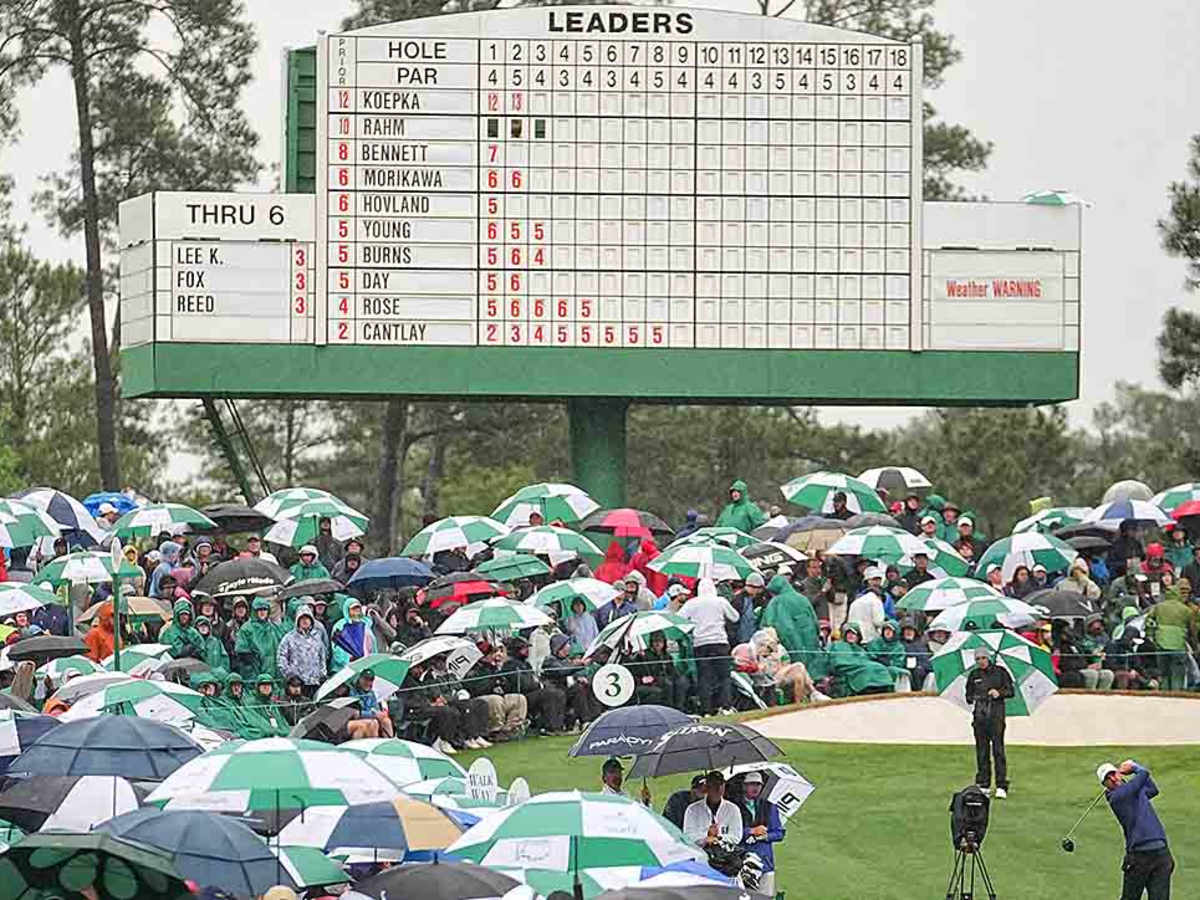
[
  {"xmin": 828, "ymin": 622, "xmax": 901, "ymax": 696},
  {"xmin": 899, "ymin": 618, "xmax": 933, "ymax": 691},
  {"xmin": 350, "ymin": 669, "xmax": 394, "ymax": 738},
  {"xmin": 1060, "ymin": 558, "xmax": 1101, "ymax": 600},
  {"xmin": 1079, "ymin": 614, "xmax": 1116, "ymax": 690},
  {"xmin": 733, "ymin": 627, "xmax": 813, "ymax": 705}
]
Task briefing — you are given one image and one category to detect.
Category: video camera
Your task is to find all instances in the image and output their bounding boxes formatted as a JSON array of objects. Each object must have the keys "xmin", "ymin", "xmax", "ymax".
[{"xmin": 949, "ymin": 785, "xmax": 991, "ymax": 852}]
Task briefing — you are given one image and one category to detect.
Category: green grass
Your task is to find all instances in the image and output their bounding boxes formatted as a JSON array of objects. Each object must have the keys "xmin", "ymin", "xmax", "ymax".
[{"xmin": 457, "ymin": 736, "xmax": 1198, "ymax": 899}]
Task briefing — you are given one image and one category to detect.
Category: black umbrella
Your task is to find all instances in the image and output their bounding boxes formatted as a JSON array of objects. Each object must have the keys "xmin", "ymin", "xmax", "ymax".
[
  {"xmin": 288, "ymin": 697, "xmax": 361, "ymax": 742},
  {"xmin": 627, "ymin": 723, "xmax": 782, "ymax": 778},
  {"xmin": 843, "ymin": 512, "xmax": 902, "ymax": 529},
  {"xmin": 1024, "ymin": 588, "xmax": 1098, "ymax": 620},
  {"xmin": 201, "ymin": 502, "xmax": 275, "ymax": 534},
  {"xmin": 1, "ymin": 831, "xmax": 190, "ymax": 900},
  {"xmin": 279, "ymin": 577, "xmax": 344, "ymax": 600},
  {"xmin": 355, "ymin": 861, "xmax": 520, "ymax": 900},
  {"xmin": 568, "ymin": 704, "xmax": 693, "ymax": 758},
  {"xmin": 739, "ymin": 541, "xmax": 807, "ymax": 572},
  {"xmin": 0, "ymin": 774, "xmax": 148, "ymax": 831},
  {"xmin": 9, "ymin": 716, "xmax": 203, "ymax": 781},
  {"xmin": 1054, "ymin": 521, "xmax": 1119, "ymax": 542},
  {"xmin": 597, "ymin": 886, "xmax": 770, "ymax": 900},
  {"xmin": 1066, "ymin": 535, "xmax": 1111, "ymax": 553},
  {"xmin": 6, "ymin": 635, "xmax": 86, "ymax": 663},
  {"xmin": 193, "ymin": 557, "xmax": 292, "ymax": 598},
  {"xmin": 159, "ymin": 658, "xmax": 210, "ymax": 681}
]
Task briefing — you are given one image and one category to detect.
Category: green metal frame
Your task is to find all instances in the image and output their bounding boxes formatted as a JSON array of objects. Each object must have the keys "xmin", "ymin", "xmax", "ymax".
[{"xmin": 283, "ymin": 47, "xmax": 317, "ymax": 195}]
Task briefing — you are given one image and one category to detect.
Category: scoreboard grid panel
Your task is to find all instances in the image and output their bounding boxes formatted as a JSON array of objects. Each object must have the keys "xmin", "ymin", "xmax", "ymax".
[{"xmin": 318, "ymin": 21, "xmax": 920, "ymax": 350}]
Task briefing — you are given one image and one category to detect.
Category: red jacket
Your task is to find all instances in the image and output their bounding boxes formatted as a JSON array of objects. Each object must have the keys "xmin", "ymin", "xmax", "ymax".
[
  {"xmin": 629, "ymin": 539, "xmax": 667, "ymax": 595},
  {"xmin": 594, "ymin": 541, "xmax": 631, "ymax": 585}
]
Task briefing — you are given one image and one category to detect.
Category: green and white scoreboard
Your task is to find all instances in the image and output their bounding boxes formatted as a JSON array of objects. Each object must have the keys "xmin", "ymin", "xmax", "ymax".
[{"xmin": 119, "ymin": 7, "xmax": 1080, "ymax": 406}]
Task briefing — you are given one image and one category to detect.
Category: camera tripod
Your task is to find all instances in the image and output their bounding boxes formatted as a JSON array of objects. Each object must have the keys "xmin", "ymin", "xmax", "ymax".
[{"xmin": 945, "ymin": 843, "xmax": 997, "ymax": 900}]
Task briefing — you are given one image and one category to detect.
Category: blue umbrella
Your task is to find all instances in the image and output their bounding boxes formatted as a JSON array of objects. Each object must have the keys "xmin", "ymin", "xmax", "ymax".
[
  {"xmin": 567, "ymin": 704, "xmax": 693, "ymax": 758},
  {"xmin": 82, "ymin": 491, "xmax": 140, "ymax": 517},
  {"xmin": 0, "ymin": 712, "xmax": 60, "ymax": 776},
  {"xmin": 347, "ymin": 557, "xmax": 434, "ymax": 595},
  {"xmin": 96, "ymin": 807, "xmax": 298, "ymax": 896},
  {"xmin": 637, "ymin": 859, "xmax": 736, "ymax": 885},
  {"xmin": 9, "ymin": 715, "xmax": 202, "ymax": 781}
]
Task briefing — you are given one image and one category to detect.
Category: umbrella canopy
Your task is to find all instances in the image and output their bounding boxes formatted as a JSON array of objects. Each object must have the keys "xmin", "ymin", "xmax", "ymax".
[
  {"xmin": 1021, "ymin": 188, "xmax": 1092, "ymax": 206},
  {"xmin": 1102, "ymin": 479, "xmax": 1154, "ymax": 503},
  {"xmin": 270, "ymin": 844, "xmax": 349, "ymax": 888},
  {"xmin": 738, "ymin": 541, "xmax": 806, "ymax": 573},
  {"xmin": 0, "ymin": 582, "xmax": 56, "ymax": 618},
  {"xmin": 856, "ymin": 466, "xmax": 931, "ymax": 497},
  {"xmin": 528, "ymin": 578, "xmax": 620, "ymax": 615},
  {"xmin": 908, "ymin": 537, "xmax": 972, "ymax": 578},
  {"xmin": 200, "ymin": 502, "xmax": 275, "ymax": 534},
  {"xmin": 346, "ymin": 557, "xmax": 434, "ymax": 594},
  {"xmin": 287, "ymin": 697, "xmax": 361, "ymax": 743},
  {"xmin": 585, "ymin": 611, "xmax": 694, "ymax": 657},
  {"xmin": 779, "ymin": 471, "xmax": 886, "ymax": 514},
  {"xmin": 0, "ymin": 818, "xmax": 24, "ymax": 851},
  {"xmin": 491, "ymin": 525, "xmax": 604, "ymax": 566},
  {"xmin": 826, "ymin": 526, "xmax": 928, "ymax": 561},
  {"xmin": 1082, "ymin": 498, "xmax": 1172, "ymax": 527},
  {"xmin": 402, "ymin": 515, "xmax": 511, "ymax": 558},
  {"xmin": 145, "ymin": 738, "xmax": 399, "ymax": 822},
  {"xmin": 0, "ymin": 710, "xmax": 59, "ymax": 776},
  {"xmin": 842, "ymin": 512, "xmax": 902, "ymax": 530},
  {"xmin": 9, "ymin": 715, "xmax": 202, "ymax": 781},
  {"xmin": 568, "ymin": 705, "xmax": 693, "ymax": 758},
  {"xmin": 726, "ymin": 760, "xmax": 815, "ymax": 823},
  {"xmin": 491, "ymin": 482, "xmax": 600, "ymax": 527},
  {"xmin": 1011, "ymin": 507, "xmax": 1092, "ymax": 535},
  {"xmin": 628, "ymin": 723, "xmax": 782, "ymax": 778},
  {"xmin": 648, "ymin": 543, "xmax": 754, "ymax": 581},
  {"xmin": 1065, "ymin": 534, "xmax": 1112, "ymax": 553},
  {"xmin": 773, "ymin": 517, "xmax": 848, "ymax": 553},
  {"xmin": 0, "ymin": 498, "xmax": 61, "ymax": 548},
  {"xmin": 594, "ymin": 885, "xmax": 766, "ymax": 900},
  {"xmin": 38, "ymin": 551, "xmax": 139, "ymax": 586},
  {"xmin": 974, "ymin": 533, "xmax": 1077, "ymax": 581},
  {"xmin": 253, "ymin": 487, "xmax": 344, "ymax": 519},
  {"xmin": 0, "ymin": 830, "xmax": 189, "ymax": 900},
  {"xmin": 50, "ymin": 671, "xmax": 135, "ymax": 705},
  {"xmin": 59, "ymin": 679, "xmax": 205, "ymax": 724},
  {"xmin": 474, "ymin": 553, "xmax": 551, "ymax": 582},
  {"xmin": 398, "ymin": 636, "xmax": 482, "ymax": 678},
  {"xmin": 14, "ymin": 487, "xmax": 105, "ymax": 546},
  {"xmin": 7, "ymin": 634, "xmax": 87, "ymax": 663},
  {"xmin": 446, "ymin": 791, "xmax": 705, "ymax": 870},
  {"xmin": 932, "ymin": 629, "xmax": 1058, "ymax": 717},
  {"xmin": 579, "ymin": 508, "xmax": 674, "ymax": 540},
  {"xmin": 1152, "ymin": 482, "xmax": 1200, "ymax": 514},
  {"xmin": 278, "ymin": 577, "xmax": 344, "ymax": 601},
  {"xmin": 342, "ymin": 738, "xmax": 466, "ymax": 787},
  {"xmin": 112, "ymin": 503, "xmax": 217, "ymax": 539},
  {"xmin": 670, "ymin": 527, "xmax": 757, "ymax": 550},
  {"xmin": 314, "ymin": 654, "xmax": 412, "ymax": 703},
  {"xmin": 1053, "ymin": 521, "xmax": 1120, "ymax": 542},
  {"xmin": 422, "ymin": 572, "xmax": 508, "ymax": 609},
  {"xmin": 1023, "ymin": 588, "xmax": 1099, "ymax": 620},
  {"xmin": 265, "ymin": 497, "xmax": 369, "ymax": 547},
  {"xmin": 925, "ymin": 597, "xmax": 1041, "ymax": 632},
  {"xmin": 401, "ymin": 776, "xmax": 509, "ymax": 815},
  {"xmin": 354, "ymin": 860, "xmax": 521, "ymax": 900},
  {"xmin": 0, "ymin": 774, "xmax": 144, "ymax": 831},
  {"xmin": 80, "ymin": 596, "xmax": 169, "ymax": 625},
  {"xmin": 277, "ymin": 796, "xmax": 465, "ymax": 862},
  {"xmin": 436, "ymin": 597, "xmax": 552, "ymax": 635},
  {"xmin": 83, "ymin": 492, "xmax": 140, "ymax": 516},
  {"xmin": 894, "ymin": 577, "xmax": 1004, "ymax": 613},
  {"xmin": 0, "ymin": 693, "xmax": 34, "ymax": 712},
  {"xmin": 35, "ymin": 654, "xmax": 103, "ymax": 682},
  {"xmin": 102, "ymin": 643, "xmax": 172, "ymax": 676},
  {"xmin": 192, "ymin": 557, "xmax": 292, "ymax": 598}
]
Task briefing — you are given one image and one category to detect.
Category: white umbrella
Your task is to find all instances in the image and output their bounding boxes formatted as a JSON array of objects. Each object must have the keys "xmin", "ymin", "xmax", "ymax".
[{"xmin": 399, "ymin": 636, "xmax": 482, "ymax": 679}]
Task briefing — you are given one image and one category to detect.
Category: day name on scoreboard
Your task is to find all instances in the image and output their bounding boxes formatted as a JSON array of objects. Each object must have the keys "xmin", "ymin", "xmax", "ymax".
[{"xmin": 316, "ymin": 7, "xmax": 922, "ymax": 351}]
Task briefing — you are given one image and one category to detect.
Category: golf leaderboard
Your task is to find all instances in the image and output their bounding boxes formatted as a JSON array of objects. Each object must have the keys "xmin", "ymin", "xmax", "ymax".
[{"xmin": 317, "ymin": 8, "xmax": 922, "ymax": 350}]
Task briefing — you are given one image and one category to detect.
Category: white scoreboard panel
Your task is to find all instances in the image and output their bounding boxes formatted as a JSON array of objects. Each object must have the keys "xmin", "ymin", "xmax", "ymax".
[{"xmin": 317, "ymin": 7, "xmax": 922, "ymax": 351}]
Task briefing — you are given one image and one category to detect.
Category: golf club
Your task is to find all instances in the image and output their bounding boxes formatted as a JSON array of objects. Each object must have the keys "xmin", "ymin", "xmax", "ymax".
[{"xmin": 1060, "ymin": 789, "xmax": 1107, "ymax": 852}]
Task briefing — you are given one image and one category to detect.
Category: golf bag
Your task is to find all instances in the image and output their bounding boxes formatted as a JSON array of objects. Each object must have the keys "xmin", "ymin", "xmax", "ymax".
[
  {"xmin": 949, "ymin": 784, "xmax": 991, "ymax": 850},
  {"xmin": 704, "ymin": 838, "xmax": 764, "ymax": 890}
]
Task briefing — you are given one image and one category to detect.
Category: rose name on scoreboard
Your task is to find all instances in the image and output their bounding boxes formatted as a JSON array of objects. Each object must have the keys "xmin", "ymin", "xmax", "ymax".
[{"xmin": 316, "ymin": 6, "xmax": 922, "ymax": 351}]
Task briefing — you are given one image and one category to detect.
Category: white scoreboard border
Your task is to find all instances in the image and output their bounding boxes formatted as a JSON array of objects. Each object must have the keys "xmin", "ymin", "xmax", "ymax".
[{"xmin": 315, "ymin": 9, "xmax": 924, "ymax": 351}]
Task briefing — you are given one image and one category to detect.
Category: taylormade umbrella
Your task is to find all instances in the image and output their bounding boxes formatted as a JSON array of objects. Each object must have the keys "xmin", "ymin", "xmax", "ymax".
[
  {"xmin": 491, "ymin": 525, "xmax": 604, "ymax": 566},
  {"xmin": 568, "ymin": 705, "xmax": 693, "ymax": 758},
  {"xmin": 932, "ymin": 629, "xmax": 1058, "ymax": 717},
  {"xmin": 827, "ymin": 526, "xmax": 928, "ymax": 561},
  {"xmin": 192, "ymin": 557, "xmax": 292, "ymax": 598},
  {"xmin": 628, "ymin": 723, "xmax": 782, "ymax": 778},
  {"xmin": 113, "ymin": 503, "xmax": 217, "ymax": 539},
  {"xmin": 475, "ymin": 552, "xmax": 553, "ymax": 581},
  {"xmin": 491, "ymin": 483, "xmax": 600, "ymax": 527},
  {"xmin": 342, "ymin": 738, "xmax": 466, "ymax": 787},
  {"xmin": 528, "ymin": 577, "xmax": 620, "ymax": 615},
  {"xmin": 1082, "ymin": 498, "xmax": 1172, "ymax": 527},
  {"xmin": 1151, "ymin": 482, "xmax": 1200, "ymax": 514},
  {"xmin": 403, "ymin": 515, "xmax": 511, "ymax": 558},
  {"xmin": 276, "ymin": 796, "xmax": 465, "ymax": 863},
  {"xmin": 648, "ymin": 543, "xmax": 754, "ymax": 581},
  {"xmin": 925, "ymin": 597, "xmax": 1041, "ymax": 632},
  {"xmin": 856, "ymin": 466, "xmax": 932, "ymax": 497},
  {"xmin": 779, "ymin": 471, "xmax": 886, "ymax": 514},
  {"xmin": 315, "ymin": 653, "xmax": 412, "ymax": 703},
  {"xmin": 895, "ymin": 577, "xmax": 1004, "ymax": 613},
  {"xmin": 435, "ymin": 597, "xmax": 551, "ymax": 635},
  {"xmin": 9, "ymin": 715, "xmax": 202, "ymax": 781},
  {"xmin": 975, "ymin": 533, "xmax": 1077, "ymax": 581},
  {"xmin": 399, "ymin": 636, "xmax": 483, "ymax": 679},
  {"xmin": 1012, "ymin": 507, "xmax": 1092, "ymax": 534}
]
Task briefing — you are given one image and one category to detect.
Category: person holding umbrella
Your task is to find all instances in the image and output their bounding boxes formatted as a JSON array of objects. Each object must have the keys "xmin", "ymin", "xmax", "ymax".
[
  {"xmin": 965, "ymin": 647, "xmax": 1015, "ymax": 799},
  {"xmin": 1098, "ymin": 759, "xmax": 1174, "ymax": 900},
  {"xmin": 738, "ymin": 771, "xmax": 785, "ymax": 897}
]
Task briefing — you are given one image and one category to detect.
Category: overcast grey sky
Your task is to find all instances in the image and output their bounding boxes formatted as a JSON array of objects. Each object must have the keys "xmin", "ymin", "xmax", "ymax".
[{"xmin": 2, "ymin": 0, "xmax": 1198, "ymax": 433}]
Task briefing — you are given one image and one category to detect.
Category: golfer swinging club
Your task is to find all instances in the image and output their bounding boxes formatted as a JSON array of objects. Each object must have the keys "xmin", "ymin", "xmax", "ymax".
[
  {"xmin": 1098, "ymin": 760, "xmax": 1174, "ymax": 899},
  {"xmin": 964, "ymin": 647, "xmax": 1014, "ymax": 799}
]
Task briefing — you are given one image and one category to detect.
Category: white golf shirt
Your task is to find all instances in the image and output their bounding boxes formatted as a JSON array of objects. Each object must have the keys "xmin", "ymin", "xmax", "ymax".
[{"xmin": 682, "ymin": 797, "xmax": 744, "ymax": 845}]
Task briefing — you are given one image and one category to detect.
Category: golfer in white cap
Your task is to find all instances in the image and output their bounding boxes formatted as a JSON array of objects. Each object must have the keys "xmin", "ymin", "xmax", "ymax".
[
  {"xmin": 964, "ymin": 647, "xmax": 1014, "ymax": 799},
  {"xmin": 1097, "ymin": 760, "xmax": 1173, "ymax": 899}
]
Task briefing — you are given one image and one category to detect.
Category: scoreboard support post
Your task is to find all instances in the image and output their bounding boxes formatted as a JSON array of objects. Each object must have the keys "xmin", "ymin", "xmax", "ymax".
[{"xmin": 568, "ymin": 398, "xmax": 628, "ymax": 507}]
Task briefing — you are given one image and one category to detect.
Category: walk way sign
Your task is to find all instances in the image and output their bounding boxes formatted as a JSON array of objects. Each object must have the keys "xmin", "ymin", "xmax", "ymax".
[{"xmin": 118, "ymin": 7, "xmax": 1081, "ymax": 406}]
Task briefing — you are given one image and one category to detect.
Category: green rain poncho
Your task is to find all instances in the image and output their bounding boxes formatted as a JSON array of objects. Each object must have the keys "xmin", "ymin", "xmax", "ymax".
[
  {"xmin": 193, "ymin": 616, "xmax": 230, "ymax": 671},
  {"xmin": 865, "ymin": 619, "xmax": 906, "ymax": 669},
  {"xmin": 160, "ymin": 599, "xmax": 205, "ymax": 661},
  {"xmin": 241, "ymin": 674, "xmax": 288, "ymax": 737},
  {"xmin": 189, "ymin": 672, "xmax": 240, "ymax": 734},
  {"xmin": 762, "ymin": 575, "xmax": 827, "ymax": 678},
  {"xmin": 715, "ymin": 479, "xmax": 768, "ymax": 534},
  {"xmin": 828, "ymin": 623, "xmax": 899, "ymax": 695},
  {"xmin": 233, "ymin": 597, "xmax": 283, "ymax": 680}
]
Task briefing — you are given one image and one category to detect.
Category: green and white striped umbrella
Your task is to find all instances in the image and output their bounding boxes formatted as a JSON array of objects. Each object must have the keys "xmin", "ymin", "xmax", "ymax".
[
  {"xmin": 314, "ymin": 653, "xmax": 412, "ymax": 703},
  {"xmin": 0, "ymin": 499, "xmax": 60, "ymax": 547},
  {"xmin": 38, "ymin": 550, "xmax": 141, "ymax": 586},
  {"xmin": 0, "ymin": 582, "xmax": 57, "ymax": 617},
  {"xmin": 528, "ymin": 578, "xmax": 620, "ymax": 615},
  {"xmin": 827, "ymin": 526, "xmax": 928, "ymax": 561},
  {"xmin": 907, "ymin": 537, "xmax": 971, "ymax": 577},
  {"xmin": 925, "ymin": 597, "xmax": 1041, "ymax": 632},
  {"xmin": 779, "ymin": 471, "xmax": 887, "ymax": 514},
  {"xmin": 490, "ymin": 866, "xmax": 637, "ymax": 897},
  {"xmin": 102, "ymin": 643, "xmax": 172, "ymax": 676},
  {"xmin": 145, "ymin": 738, "xmax": 399, "ymax": 816},
  {"xmin": 1021, "ymin": 189, "xmax": 1092, "ymax": 207},
  {"xmin": 113, "ymin": 502, "xmax": 217, "ymax": 539},
  {"xmin": 402, "ymin": 776, "xmax": 509, "ymax": 812},
  {"xmin": 270, "ymin": 845, "xmax": 348, "ymax": 888},
  {"xmin": 446, "ymin": 790, "xmax": 705, "ymax": 870},
  {"xmin": 932, "ymin": 629, "xmax": 1058, "ymax": 717},
  {"xmin": 895, "ymin": 577, "xmax": 1004, "ymax": 613},
  {"xmin": 0, "ymin": 818, "xmax": 24, "ymax": 852},
  {"xmin": 491, "ymin": 483, "xmax": 600, "ymax": 527},
  {"xmin": 435, "ymin": 598, "xmax": 552, "ymax": 635},
  {"xmin": 491, "ymin": 525, "xmax": 603, "ymax": 566},
  {"xmin": 402, "ymin": 516, "xmax": 511, "ymax": 558},
  {"xmin": 475, "ymin": 552, "xmax": 553, "ymax": 582},
  {"xmin": 1152, "ymin": 482, "xmax": 1200, "ymax": 514},
  {"xmin": 671, "ymin": 526, "xmax": 757, "ymax": 549},
  {"xmin": 975, "ymin": 533, "xmax": 1077, "ymax": 581},
  {"xmin": 342, "ymin": 738, "xmax": 466, "ymax": 787},
  {"xmin": 1012, "ymin": 506, "xmax": 1092, "ymax": 534},
  {"xmin": 253, "ymin": 488, "xmax": 343, "ymax": 519},
  {"xmin": 584, "ymin": 610, "xmax": 694, "ymax": 657},
  {"xmin": 264, "ymin": 498, "xmax": 369, "ymax": 547},
  {"xmin": 647, "ymin": 542, "xmax": 755, "ymax": 581},
  {"xmin": 36, "ymin": 654, "xmax": 104, "ymax": 682},
  {"xmin": 59, "ymin": 678, "xmax": 205, "ymax": 723}
]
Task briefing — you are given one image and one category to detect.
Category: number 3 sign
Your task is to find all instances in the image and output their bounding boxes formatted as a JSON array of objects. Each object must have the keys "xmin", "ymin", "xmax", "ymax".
[{"xmin": 592, "ymin": 663, "xmax": 635, "ymax": 708}]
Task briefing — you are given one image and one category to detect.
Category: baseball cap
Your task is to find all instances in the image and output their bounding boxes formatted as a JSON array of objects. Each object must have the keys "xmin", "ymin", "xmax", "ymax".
[
  {"xmin": 299, "ymin": 544, "xmax": 318, "ymax": 556},
  {"xmin": 1032, "ymin": 563, "xmax": 1047, "ymax": 573},
  {"xmin": 973, "ymin": 648, "xmax": 990, "ymax": 660},
  {"xmin": 98, "ymin": 502, "xmax": 117, "ymax": 514},
  {"xmin": 1096, "ymin": 763, "xmax": 1118, "ymax": 784},
  {"xmin": 920, "ymin": 514, "xmax": 937, "ymax": 526},
  {"xmin": 865, "ymin": 565, "xmax": 886, "ymax": 580},
  {"xmin": 985, "ymin": 563, "xmax": 1001, "ymax": 575},
  {"xmin": 742, "ymin": 771, "xmax": 764, "ymax": 785},
  {"xmin": 602, "ymin": 757, "xmax": 623, "ymax": 774},
  {"xmin": 690, "ymin": 774, "xmax": 707, "ymax": 788},
  {"xmin": 667, "ymin": 584, "xmax": 689, "ymax": 598},
  {"xmin": 745, "ymin": 572, "xmax": 766, "ymax": 587},
  {"xmin": 959, "ymin": 516, "xmax": 974, "ymax": 528}
]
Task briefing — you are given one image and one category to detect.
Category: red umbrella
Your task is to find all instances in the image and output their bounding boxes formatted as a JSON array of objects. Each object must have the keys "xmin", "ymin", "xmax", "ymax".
[
  {"xmin": 419, "ymin": 572, "xmax": 507, "ymax": 609},
  {"xmin": 579, "ymin": 508, "xmax": 674, "ymax": 539},
  {"xmin": 1171, "ymin": 500, "xmax": 1200, "ymax": 520}
]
